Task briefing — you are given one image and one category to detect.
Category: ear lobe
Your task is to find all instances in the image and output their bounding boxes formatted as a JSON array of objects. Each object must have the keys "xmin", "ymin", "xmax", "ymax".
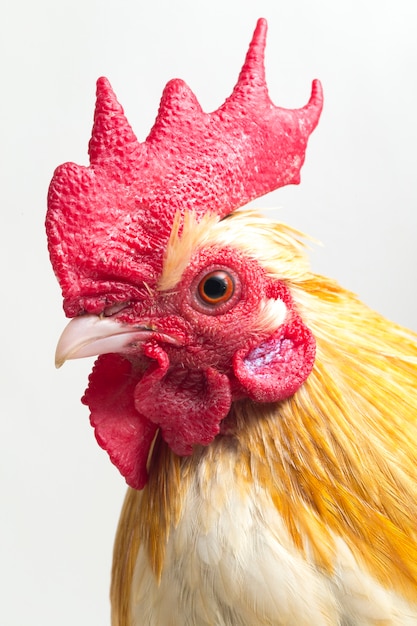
[{"xmin": 233, "ymin": 317, "xmax": 316, "ymax": 403}]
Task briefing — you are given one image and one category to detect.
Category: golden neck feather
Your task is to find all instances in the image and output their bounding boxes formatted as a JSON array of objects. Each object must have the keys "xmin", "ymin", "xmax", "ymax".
[{"xmin": 111, "ymin": 213, "xmax": 417, "ymax": 623}]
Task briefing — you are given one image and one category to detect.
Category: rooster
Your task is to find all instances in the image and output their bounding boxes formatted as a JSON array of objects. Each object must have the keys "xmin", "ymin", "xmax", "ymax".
[{"xmin": 46, "ymin": 18, "xmax": 417, "ymax": 626}]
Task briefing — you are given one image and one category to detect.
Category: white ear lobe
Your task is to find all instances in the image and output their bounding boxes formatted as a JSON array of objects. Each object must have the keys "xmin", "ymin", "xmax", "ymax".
[{"xmin": 255, "ymin": 298, "xmax": 288, "ymax": 334}]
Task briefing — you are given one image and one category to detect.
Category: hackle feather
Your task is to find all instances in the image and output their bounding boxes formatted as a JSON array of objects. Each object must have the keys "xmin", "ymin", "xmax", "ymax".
[{"xmin": 111, "ymin": 209, "xmax": 417, "ymax": 624}]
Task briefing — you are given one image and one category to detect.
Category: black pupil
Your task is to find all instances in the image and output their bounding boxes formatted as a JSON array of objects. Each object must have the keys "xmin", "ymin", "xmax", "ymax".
[{"xmin": 203, "ymin": 276, "xmax": 227, "ymax": 300}]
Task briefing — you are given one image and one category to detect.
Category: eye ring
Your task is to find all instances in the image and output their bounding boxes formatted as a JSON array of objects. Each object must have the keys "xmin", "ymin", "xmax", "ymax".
[{"xmin": 197, "ymin": 270, "xmax": 235, "ymax": 305}]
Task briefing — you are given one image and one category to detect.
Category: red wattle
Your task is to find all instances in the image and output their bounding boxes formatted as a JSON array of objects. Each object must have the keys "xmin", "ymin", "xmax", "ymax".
[
  {"xmin": 83, "ymin": 354, "xmax": 157, "ymax": 490},
  {"xmin": 83, "ymin": 343, "xmax": 233, "ymax": 489},
  {"xmin": 134, "ymin": 343, "xmax": 232, "ymax": 456}
]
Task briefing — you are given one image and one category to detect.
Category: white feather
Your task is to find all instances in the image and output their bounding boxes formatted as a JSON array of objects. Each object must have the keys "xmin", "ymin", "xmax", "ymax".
[{"xmin": 129, "ymin": 444, "xmax": 417, "ymax": 625}]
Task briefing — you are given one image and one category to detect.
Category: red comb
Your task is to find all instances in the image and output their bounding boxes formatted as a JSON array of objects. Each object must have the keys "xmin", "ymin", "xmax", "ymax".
[{"xmin": 46, "ymin": 18, "xmax": 323, "ymax": 316}]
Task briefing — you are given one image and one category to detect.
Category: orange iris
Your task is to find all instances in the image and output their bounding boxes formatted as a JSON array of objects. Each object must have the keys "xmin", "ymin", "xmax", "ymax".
[{"xmin": 197, "ymin": 270, "xmax": 235, "ymax": 305}]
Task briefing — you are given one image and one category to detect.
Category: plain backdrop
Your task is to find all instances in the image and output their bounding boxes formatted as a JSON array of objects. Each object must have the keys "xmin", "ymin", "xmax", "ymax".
[{"xmin": 1, "ymin": 0, "xmax": 416, "ymax": 624}]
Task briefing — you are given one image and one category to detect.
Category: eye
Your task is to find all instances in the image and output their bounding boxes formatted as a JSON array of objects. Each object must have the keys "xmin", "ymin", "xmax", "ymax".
[{"xmin": 197, "ymin": 270, "xmax": 235, "ymax": 305}]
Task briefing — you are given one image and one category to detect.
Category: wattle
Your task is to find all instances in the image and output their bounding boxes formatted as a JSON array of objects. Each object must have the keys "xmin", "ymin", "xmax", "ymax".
[{"xmin": 82, "ymin": 344, "xmax": 232, "ymax": 489}]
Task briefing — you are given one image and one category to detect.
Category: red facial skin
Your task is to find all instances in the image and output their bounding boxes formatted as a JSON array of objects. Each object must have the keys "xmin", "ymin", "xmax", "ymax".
[{"xmin": 80, "ymin": 246, "xmax": 315, "ymax": 489}]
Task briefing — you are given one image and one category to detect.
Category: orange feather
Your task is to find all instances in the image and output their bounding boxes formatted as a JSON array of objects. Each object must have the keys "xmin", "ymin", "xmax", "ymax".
[{"xmin": 110, "ymin": 210, "xmax": 417, "ymax": 624}]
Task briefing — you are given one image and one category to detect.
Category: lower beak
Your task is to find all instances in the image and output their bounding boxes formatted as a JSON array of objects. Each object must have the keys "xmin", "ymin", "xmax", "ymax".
[{"xmin": 55, "ymin": 315, "xmax": 178, "ymax": 368}]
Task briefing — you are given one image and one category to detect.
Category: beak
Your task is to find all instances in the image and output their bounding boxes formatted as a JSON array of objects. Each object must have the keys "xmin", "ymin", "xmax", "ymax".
[{"xmin": 55, "ymin": 315, "xmax": 178, "ymax": 368}]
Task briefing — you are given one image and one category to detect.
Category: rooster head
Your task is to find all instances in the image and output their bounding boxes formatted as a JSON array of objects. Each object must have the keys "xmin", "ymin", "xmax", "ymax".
[{"xmin": 46, "ymin": 18, "xmax": 322, "ymax": 489}]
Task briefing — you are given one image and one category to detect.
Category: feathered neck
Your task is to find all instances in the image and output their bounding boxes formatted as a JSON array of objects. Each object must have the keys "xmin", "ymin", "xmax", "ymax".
[
  {"xmin": 232, "ymin": 262, "xmax": 417, "ymax": 600},
  {"xmin": 110, "ymin": 215, "xmax": 417, "ymax": 623}
]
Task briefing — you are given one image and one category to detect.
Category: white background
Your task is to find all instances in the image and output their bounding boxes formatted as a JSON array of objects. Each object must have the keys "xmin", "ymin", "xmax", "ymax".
[{"xmin": 1, "ymin": 0, "xmax": 416, "ymax": 624}]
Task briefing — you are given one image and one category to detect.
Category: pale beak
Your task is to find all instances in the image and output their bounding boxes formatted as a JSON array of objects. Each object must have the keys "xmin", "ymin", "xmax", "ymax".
[{"xmin": 55, "ymin": 314, "xmax": 177, "ymax": 368}]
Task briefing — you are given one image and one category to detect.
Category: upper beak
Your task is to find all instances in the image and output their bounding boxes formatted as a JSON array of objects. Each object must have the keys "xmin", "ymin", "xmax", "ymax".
[{"xmin": 55, "ymin": 315, "xmax": 179, "ymax": 368}]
